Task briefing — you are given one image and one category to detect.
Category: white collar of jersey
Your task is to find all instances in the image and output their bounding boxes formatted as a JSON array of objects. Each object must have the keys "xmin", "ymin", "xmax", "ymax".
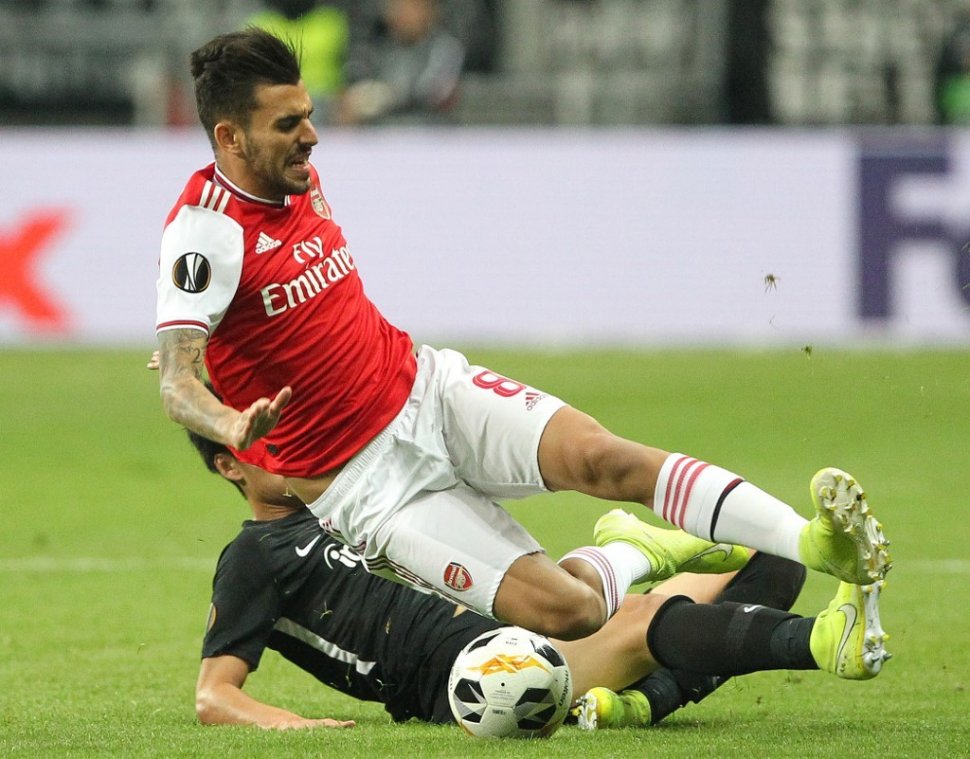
[{"xmin": 213, "ymin": 165, "xmax": 291, "ymax": 207}]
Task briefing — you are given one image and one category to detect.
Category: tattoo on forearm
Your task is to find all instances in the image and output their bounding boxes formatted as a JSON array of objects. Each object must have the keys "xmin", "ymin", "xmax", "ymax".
[
  {"xmin": 177, "ymin": 342, "xmax": 204, "ymax": 369},
  {"xmin": 157, "ymin": 328, "xmax": 231, "ymax": 442},
  {"xmin": 165, "ymin": 329, "xmax": 206, "ymax": 378},
  {"xmin": 158, "ymin": 330, "xmax": 202, "ymax": 390}
]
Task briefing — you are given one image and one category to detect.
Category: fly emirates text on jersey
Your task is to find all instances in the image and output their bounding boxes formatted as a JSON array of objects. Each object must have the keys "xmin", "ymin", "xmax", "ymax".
[{"xmin": 260, "ymin": 241, "xmax": 355, "ymax": 317}]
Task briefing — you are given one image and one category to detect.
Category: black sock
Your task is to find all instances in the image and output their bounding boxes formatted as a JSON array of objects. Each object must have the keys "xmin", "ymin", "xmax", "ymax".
[
  {"xmin": 716, "ymin": 552, "xmax": 806, "ymax": 611},
  {"xmin": 768, "ymin": 616, "xmax": 816, "ymax": 669},
  {"xmin": 646, "ymin": 596, "xmax": 818, "ymax": 676},
  {"xmin": 626, "ymin": 552, "xmax": 810, "ymax": 724},
  {"xmin": 634, "ymin": 668, "xmax": 727, "ymax": 725}
]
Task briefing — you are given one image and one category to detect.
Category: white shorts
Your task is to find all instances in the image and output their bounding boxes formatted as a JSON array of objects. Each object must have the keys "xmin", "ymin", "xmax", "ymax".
[{"xmin": 307, "ymin": 344, "xmax": 567, "ymax": 617}]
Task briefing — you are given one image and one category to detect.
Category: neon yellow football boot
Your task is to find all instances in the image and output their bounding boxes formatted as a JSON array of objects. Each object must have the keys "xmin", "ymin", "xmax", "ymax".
[
  {"xmin": 594, "ymin": 509, "xmax": 749, "ymax": 583},
  {"xmin": 575, "ymin": 687, "xmax": 652, "ymax": 730},
  {"xmin": 810, "ymin": 580, "xmax": 891, "ymax": 680},
  {"xmin": 799, "ymin": 468, "xmax": 892, "ymax": 584}
]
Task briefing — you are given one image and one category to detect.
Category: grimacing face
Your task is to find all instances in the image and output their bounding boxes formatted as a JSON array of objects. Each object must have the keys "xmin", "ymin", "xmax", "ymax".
[{"xmin": 236, "ymin": 80, "xmax": 318, "ymax": 201}]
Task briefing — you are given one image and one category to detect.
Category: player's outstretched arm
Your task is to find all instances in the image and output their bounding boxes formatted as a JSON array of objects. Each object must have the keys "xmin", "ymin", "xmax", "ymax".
[
  {"xmin": 196, "ymin": 655, "xmax": 355, "ymax": 730},
  {"xmin": 156, "ymin": 330, "xmax": 291, "ymax": 450}
]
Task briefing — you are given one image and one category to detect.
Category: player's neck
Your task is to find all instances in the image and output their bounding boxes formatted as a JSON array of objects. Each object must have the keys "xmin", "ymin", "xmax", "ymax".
[
  {"xmin": 249, "ymin": 500, "xmax": 303, "ymax": 522},
  {"xmin": 213, "ymin": 160, "xmax": 285, "ymax": 206}
]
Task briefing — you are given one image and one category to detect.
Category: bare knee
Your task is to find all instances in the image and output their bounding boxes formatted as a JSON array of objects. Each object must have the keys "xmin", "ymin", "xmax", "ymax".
[
  {"xmin": 493, "ymin": 557, "xmax": 608, "ymax": 640},
  {"xmin": 533, "ymin": 583, "xmax": 607, "ymax": 640}
]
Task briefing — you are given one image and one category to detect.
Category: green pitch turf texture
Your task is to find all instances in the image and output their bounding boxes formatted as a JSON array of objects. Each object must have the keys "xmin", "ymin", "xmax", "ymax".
[{"xmin": 1, "ymin": 347, "xmax": 968, "ymax": 758}]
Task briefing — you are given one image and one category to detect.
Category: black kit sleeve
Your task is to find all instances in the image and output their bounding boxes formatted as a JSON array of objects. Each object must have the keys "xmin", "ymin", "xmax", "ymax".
[{"xmin": 201, "ymin": 531, "xmax": 282, "ymax": 670}]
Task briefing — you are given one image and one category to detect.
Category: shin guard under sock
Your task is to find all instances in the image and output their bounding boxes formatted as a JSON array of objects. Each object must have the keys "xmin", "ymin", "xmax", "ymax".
[
  {"xmin": 628, "ymin": 553, "xmax": 810, "ymax": 723},
  {"xmin": 646, "ymin": 596, "xmax": 817, "ymax": 676},
  {"xmin": 717, "ymin": 552, "xmax": 807, "ymax": 611}
]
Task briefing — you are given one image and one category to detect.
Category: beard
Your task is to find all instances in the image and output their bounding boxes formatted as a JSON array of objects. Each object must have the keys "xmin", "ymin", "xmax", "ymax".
[{"xmin": 243, "ymin": 141, "xmax": 312, "ymax": 200}]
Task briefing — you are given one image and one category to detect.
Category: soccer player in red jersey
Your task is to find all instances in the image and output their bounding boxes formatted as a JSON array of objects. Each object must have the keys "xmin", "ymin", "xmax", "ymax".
[{"xmin": 156, "ymin": 28, "xmax": 891, "ymax": 643}]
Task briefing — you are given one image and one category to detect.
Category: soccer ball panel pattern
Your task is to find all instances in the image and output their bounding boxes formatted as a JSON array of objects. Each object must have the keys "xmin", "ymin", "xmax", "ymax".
[{"xmin": 447, "ymin": 626, "xmax": 572, "ymax": 739}]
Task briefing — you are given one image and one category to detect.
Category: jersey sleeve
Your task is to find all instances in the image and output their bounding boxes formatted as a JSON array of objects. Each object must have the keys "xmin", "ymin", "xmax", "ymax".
[
  {"xmin": 202, "ymin": 534, "xmax": 281, "ymax": 669},
  {"xmin": 156, "ymin": 205, "xmax": 245, "ymax": 336}
]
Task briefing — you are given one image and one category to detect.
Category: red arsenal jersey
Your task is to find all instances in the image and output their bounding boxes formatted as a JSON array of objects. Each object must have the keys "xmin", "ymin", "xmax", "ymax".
[{"xmin": 156, "ymin": 163, "xmax": 416, "ymax": 476}]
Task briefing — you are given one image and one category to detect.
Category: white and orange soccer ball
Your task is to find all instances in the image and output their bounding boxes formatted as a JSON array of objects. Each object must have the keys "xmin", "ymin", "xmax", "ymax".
[{"xmin": 447, "ymin": 626, "xmax": 573, "ymax": 739}]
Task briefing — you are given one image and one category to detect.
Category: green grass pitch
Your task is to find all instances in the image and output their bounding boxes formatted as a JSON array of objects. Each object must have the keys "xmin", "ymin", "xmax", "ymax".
[{"xmin": 1, "ymin": 347, "xmax": 968, "ymax": 757}]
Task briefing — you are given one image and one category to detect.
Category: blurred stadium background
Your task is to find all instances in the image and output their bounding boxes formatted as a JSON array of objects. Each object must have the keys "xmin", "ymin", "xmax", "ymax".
[
  {"xmin": 1, "ymin": 0, "xmax": 968, "ymax": 570},
  {"xmin": 4, "ymin": 0, "xmax": 970, "ymax": 128},
  {"xmin": 2, "ymin": 0, "xmax": 970, "ymax": 348}
]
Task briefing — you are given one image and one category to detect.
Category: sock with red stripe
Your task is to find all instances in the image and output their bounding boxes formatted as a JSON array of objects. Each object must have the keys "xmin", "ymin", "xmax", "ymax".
[
  {"xmin": 559, "ymin": 544, "xmax": 651, "ymax": 619},
  {"xmin": 653, "ymin": 453, "xmax": 806, "ymax": 563}
]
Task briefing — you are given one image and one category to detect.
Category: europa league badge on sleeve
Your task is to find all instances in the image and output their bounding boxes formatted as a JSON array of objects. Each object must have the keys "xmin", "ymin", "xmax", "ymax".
[{"xmin": 172, "ymin": 252, "xmax": 211, "ymax": 293}]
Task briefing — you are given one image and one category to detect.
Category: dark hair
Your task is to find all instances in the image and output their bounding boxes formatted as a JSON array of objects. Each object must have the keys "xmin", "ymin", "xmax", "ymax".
[
  {"xmin": 190, "ymin": 27, "xmax": 302, "ymax": 147},
  {"xmin": 185, "ymin": 383, "xmax": 245, "ymax": 498}
]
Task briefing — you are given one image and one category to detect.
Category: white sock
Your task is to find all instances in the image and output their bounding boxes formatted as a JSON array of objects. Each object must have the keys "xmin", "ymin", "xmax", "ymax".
[
  {"xmin": 559, "ymin": 543, "xmax": 651, "ymax": 618},
  {"xmin": 653, "ymin": 453, "xmax": 807, "ymax": 563}
]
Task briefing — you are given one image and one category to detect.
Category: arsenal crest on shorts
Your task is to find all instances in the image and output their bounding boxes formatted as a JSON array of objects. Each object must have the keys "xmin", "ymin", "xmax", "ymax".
[
  {"xmin": 444, "ymin": 562, "xmax": 474, "ymax": 591},
  {"xmin": 310, "ymin": 187, "xmax": 332, "ymax": 219}
]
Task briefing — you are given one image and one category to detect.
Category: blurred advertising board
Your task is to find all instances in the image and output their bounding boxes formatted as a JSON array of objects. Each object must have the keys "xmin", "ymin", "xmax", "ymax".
[{"xmin": 1, "ymin": 129, "xmax": 967, "ymax": 346}]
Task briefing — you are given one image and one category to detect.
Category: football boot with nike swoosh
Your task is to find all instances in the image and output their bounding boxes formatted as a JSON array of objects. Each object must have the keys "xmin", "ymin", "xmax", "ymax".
[
  {"xmin": 799, "ymin": 468, "xmax": 892, "ymax": 584},
  {"xmin": 810, "ymin": 580, "xmax": 891, "ymax": 679},
  {"xmin": 594, "ymin": 509, "xmax": 749, "ymax": 583},
  {"xmin": 575, "ymin": 687, "xmax": 652, "ymax": 730}
]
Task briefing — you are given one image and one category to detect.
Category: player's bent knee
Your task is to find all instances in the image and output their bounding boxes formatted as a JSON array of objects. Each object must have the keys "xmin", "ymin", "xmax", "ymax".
[
  {"xmin": 538, "ymin": 608, "xmax": 603, "ymax": 641},
  {"xmin": 494, "ymin": 565, "xmax": 606, "ymax": 640},
  {"xmin": 534, "ymin": 585, "xmax": 607, "ymax": 640}
]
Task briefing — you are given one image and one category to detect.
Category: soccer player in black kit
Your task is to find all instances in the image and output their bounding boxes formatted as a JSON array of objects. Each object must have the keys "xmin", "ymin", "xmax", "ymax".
[
  {"xmin": 188, "ymin": 423, "xmax": 889, "ymax": 731},
  {"xmin": 198, "ymin": 464, "xmax": 503, "ymax": 726}
]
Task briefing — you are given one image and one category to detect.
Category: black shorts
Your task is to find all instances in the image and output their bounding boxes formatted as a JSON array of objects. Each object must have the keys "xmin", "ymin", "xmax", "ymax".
[{"xmin": 395, "ymin": 609, "xmax": 503, "ymax": 724}]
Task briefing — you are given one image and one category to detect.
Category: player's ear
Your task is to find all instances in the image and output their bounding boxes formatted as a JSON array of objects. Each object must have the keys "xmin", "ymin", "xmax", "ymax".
[
  {"xmin": 213, "ymin": 120, "xmax": 244, "ymax": 157},
  {"xmin": 213, "ymin": 452, "xmax": 244, "ymax": 483}
]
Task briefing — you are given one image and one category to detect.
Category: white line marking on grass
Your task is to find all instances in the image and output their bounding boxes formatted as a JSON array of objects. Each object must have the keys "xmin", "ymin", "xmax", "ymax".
[
  {"xmin": 0, "ymin": 557, "xmax": 213, "ymax": 572},
  {"xmin": 907, "ymin": 559, "xmax": 970, "ymax": 574},
  {"xmin": 2, "ymin": 557, "xmax": 968, "ymax": 574}
]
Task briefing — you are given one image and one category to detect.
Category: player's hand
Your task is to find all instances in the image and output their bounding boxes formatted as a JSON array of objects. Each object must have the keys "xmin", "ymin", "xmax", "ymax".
[
  {"xmin": 229, "ymin": 386, "xmax": 293, "ymax": 450},
  {"xmin": 148, "ymin": 349, "xmax": 289, "ymax": 449},
  {"xmin": 274, "ymin": 716, "xmax": 356, "ymax": 730}
]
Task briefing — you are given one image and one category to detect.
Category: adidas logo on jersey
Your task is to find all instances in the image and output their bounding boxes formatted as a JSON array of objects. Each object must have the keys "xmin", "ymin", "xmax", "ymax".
[
  {"xmin": 525, "ymin": 391, "xmax": 547, "ymax": 411},
  {"xmin": 255, "ymin": 232, "xmax": 283, "ymax": 255}
]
